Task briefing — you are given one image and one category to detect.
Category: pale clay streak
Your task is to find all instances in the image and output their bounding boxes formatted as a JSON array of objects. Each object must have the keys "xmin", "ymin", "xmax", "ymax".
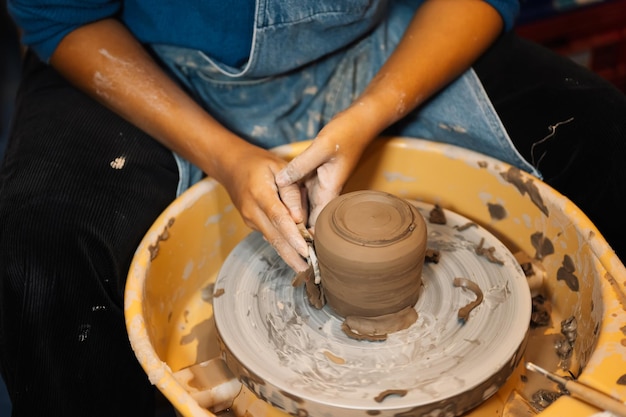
[{"xmin": 96, "ymin": 48, "xmax": 169, "ymax": 116}]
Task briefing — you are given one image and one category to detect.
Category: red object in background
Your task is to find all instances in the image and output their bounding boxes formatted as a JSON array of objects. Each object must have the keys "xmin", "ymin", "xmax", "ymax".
[{"xmin": 515, "ymin": 0, "xmax": 626, "ymax": 93}]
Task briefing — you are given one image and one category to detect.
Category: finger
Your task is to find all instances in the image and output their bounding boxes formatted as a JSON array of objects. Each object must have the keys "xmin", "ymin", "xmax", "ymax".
[
  {"xmin": 250, "ymin": 215, "xmax": 310, "ymax": 273},
  {"xmin": 252, "ymin": 202, "xmax": 310, "ymax": 272},
  {"xmin": 274, "ymin": 141, "xmax": 332, "ymax": 187},
  {"xmin": 270, "ymin": 203, "xmax": 310, "ymax": 258},
  {"xmin": 276, "ymin": 180, "xmax": 305, "ymax": 224},
  {"xmin": 265, "ymin": 232, "xmax": 310, "ymax": 272},
  {"xmin": 306, "ymin": 171, "xmax": 343, "ymax": 228},
  {"xmin": 300, "ymin": 186, "xmax": 310, "ymax": 226},
  {"xmin": 308, "ymin": 193, "xmax": 334, "ymax": 228},
  {"xmin": 266, "ymin": 223, "xmax": 310, "ymax": 272}
]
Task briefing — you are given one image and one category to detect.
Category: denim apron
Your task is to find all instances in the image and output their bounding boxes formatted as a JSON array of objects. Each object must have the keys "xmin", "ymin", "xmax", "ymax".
[{"xmin": 151, "ymin": 0, "xmax": 540, "ymax": 196}]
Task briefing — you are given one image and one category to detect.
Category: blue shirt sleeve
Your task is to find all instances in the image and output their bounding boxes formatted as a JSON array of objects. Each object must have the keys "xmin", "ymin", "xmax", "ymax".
[
  {"xmin": 8, "ymin": 0, "xmax": 121, "ymax": 62},
  {"xmin": 483, "ymin": 0, "xmax": 520, "ymax": 31},
  {"xmin": 8, "ymin": 0, "xmax": 520, "ymax": 64}
]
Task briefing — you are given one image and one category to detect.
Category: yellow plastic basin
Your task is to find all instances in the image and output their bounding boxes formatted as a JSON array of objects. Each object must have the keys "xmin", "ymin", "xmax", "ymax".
[{"xmin": 125, "ymin": 137, "xmax": 626, "ymax": 417}]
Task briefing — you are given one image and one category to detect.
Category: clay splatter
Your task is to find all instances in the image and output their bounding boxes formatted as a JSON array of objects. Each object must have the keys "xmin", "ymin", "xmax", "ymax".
[
  {"xmin": 556, "ymin": 255, "xmax": 579, "ymax": 291},
  {"xmin": 520, "ymin": 262, "xmax": 534, "ymax": 277},
  {"xmin": 200, "ymin": 283, "xmax": 214, "ymax": 303},
  {"xmin": 530, "ymin": 294, "xmax": 551, "ymax": 328},
  {"xmin": 322, "ymin": 350, "xmax": 346, "ymax": 365},
  {"xmin": 424, "ymin": 248, "xmax": 441, "ymax": 264},
  {"xmin": 374, "ymin": 389, "xmax": 408, "ymax": 403},
  {"xmin": 110, "ymin": 156, "xmax": 126, "ymax": 169},
  {"xmin": 429, "ymin": 204, "xmax": 447, "ymax": 224},
  {"xmin": 438, "ymin": 122, "xmax": 467, "ymax": 133},
  {"xmin": 305, "ymin": 278, "xmax": 325, "ymax": 310},
  {"xmin": 531, "ymin": 389, "xmax": 562, "ymax": 411},
  {"xmin": 475, "ymin": 237, "xmax": 504, "ymax": 265},
  {"xmin": 606, "ymin": 272, "xmax": 626, "ymax": 311},
  {"xmin": 77, "ymin": 324, "xmax": 91, "ymax": 342},
  {"xmin": 487, "ymin": 203, "xmax": 507, "ymax": 220},
  {"xmin": 531, "ymin": 232, "xmax": 554, "ymax": 260},
  {"xmin": 453, "ymin": 278, "xmax": 484, "ymax": 323},
  {"xmin": 383, "ymin": 171, "xmax": 417, "ymax": 182},
  {"xmin": 555, "ymin": 316, "xmax": 577, "ymax": 369},
  {"xmin": 561, "ymin": 316, "xmax": 577, "ymax": 344},
  {"xmin": 454, "ymin": 221, "xmax": 477, "ymax": 231},
  {"xmin": 213, "ymin": 288, "xmax": 225, "ymax": 298},
  {"xmin": 501, "ymin": 167, "xmax": 549, "ymax": 216},
  {"xmin": 148, "ymin": 217, "xmax": 175, "ymax": 260},
  {"xmin": 617, "ymin": 375, "xmax": 626, "ymax": 385}
]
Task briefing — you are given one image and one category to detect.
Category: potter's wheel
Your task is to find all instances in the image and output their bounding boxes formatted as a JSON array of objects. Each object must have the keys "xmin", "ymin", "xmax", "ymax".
[{"xmin": 213, "ymin": 201, "xmax": 531, "ymax": 417}]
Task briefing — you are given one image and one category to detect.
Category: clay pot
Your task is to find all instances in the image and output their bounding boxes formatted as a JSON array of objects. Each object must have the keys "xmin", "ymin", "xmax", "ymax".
[{"xmin": 314, "ymin": 190, "xmax": 427, "ymax": 318}]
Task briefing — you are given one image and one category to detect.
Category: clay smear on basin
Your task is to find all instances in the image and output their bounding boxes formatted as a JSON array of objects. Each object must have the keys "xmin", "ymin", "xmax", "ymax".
[{"xmin": 311, "ymin": 190, "xmax": 427, "ymax": 341}]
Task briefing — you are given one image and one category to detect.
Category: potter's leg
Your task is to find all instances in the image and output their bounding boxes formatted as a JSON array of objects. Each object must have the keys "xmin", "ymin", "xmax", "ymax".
[
  {"xmin": 0, "ymin": 51, "xmax": 179, "ymax": 416},
  {"xmin": 474, "ymin": 33, "xmax": 626, "ymax": 261}
]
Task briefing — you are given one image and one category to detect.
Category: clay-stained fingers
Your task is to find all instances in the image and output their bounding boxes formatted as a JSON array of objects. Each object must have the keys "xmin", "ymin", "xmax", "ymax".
[
  {"xmin": 275, "ymin": 139, "xmax": 333, "ymax": 188},
  {"xmin": 247, "ymin": 203, "xmax": 310, "ymax": 273},
  {"xmin": 266, "ymin": 233, "xmax": 310, "ymax": 273},
  {"xmin": 275, "ymin": 141, "xmax": 338, "ymax": 230},
  {"xmin": 304, "ymin": 164, "xmax": 344, "ymax": 229},
  {"xmin": 276, "ymin": 179, "xmax": 306, "ymax": 225},
  {"xmin": 306, "ymin": 187, "xmax": 338, "ymax": 229}
]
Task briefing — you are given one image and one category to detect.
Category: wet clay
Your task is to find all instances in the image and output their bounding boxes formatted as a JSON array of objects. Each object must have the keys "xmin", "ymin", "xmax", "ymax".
[
  {"xmin": 428, "ymin": 203, "xmax": 447, "ymax": 224},
  {"xmin": 425, "ymin": 248, "xmax": 441, "ymax": 264},
  {"xmin": 475, "ymin": 237, "xmax": 504, "ymax": 265},
  {"xmin": 453, "ymin": 278, "xmax": 484, "ymax": 323},
  {"xmin": 313, "ymin": 190, "xmax": 427, "ymax": 336},
  {"xmin": 500, "ymin": 167, "xmax": 549, "ymax": 216},
  {"xmin": 374, "ymin": 389, "xmax": 408, "ymax": 403},
  {"xmin": 342, "ymin": 306, "xmax": 419, "ymax": 341}
]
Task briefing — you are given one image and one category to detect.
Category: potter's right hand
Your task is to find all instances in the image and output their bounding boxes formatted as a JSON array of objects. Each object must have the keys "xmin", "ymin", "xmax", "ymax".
[{"xmin": 217, "ymin": 142, "xmax": 311, "ymax": 273}]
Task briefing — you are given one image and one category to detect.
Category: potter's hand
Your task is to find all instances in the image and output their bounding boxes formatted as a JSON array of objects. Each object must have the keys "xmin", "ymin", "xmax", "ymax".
[
  {"xmin": 277, "ymin": 0, "xmax": 504, "ymax": 229},
  {"xmin": 220, "ymin": 145, "xmax": 311, "ymax": 273},
  {"xmin": 48, "ymin": 18, "xmax": 311, "ymax": 272},
  {"xmin": 275, "ymin": 111, "xmax": 376, "ymax": 229}
]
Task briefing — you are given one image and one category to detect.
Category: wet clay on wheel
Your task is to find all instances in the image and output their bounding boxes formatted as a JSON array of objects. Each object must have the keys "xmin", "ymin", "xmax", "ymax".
[{"xmin": 313, "ymin": 190, "xmax": 427, "ymax": 341}]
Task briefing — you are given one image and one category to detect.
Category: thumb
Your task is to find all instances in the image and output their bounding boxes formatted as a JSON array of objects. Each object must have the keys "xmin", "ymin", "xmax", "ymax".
[
  {"xmin": 307, "ymin": 185, "xmax": 340, "ymax": 229},
  {"xmin": 275, "ymin": 143, "xmax": 328, "ymax": 187},
  {"xmin": 277, "ymin": 181, "xmax": 305, "ymax": 224}
]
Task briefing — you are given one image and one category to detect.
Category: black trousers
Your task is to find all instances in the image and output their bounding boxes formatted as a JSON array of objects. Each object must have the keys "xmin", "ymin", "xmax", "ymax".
[
  {"xmin": 475, "ymin": 33, "xmax": 626, "ymax": 260},
  {"xmin": 0, "ymin": 50, "xmax": 179, "ymax": 416},
  {"xmin": 0, "ymin": 33, "xmax": 624, "ymax": 416}
]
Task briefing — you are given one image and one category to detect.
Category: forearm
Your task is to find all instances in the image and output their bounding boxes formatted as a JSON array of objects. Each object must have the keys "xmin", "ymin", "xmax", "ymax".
[
  {"xmin": 346, "ymin": 0, "xmax": 504, "ymax": 136},
  {"xmin": 49, "ymin": 18, "xmax": 253, "ymax": 184}
]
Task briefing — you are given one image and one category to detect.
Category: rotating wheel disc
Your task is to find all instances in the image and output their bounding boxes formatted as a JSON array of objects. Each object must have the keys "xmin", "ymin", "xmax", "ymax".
[{"xmin": 213, "ymin": 201, "xmax": 531, "ymax": 417}]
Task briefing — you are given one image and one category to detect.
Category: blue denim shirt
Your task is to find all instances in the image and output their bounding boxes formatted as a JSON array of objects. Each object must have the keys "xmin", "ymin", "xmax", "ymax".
[
  {"xmin": 9, "ymin": 0, "xmax": 518, "ymax": 65},
  {"xmin": 151, "ymin": 0, "xmax": 537, "ymax": 194}
]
